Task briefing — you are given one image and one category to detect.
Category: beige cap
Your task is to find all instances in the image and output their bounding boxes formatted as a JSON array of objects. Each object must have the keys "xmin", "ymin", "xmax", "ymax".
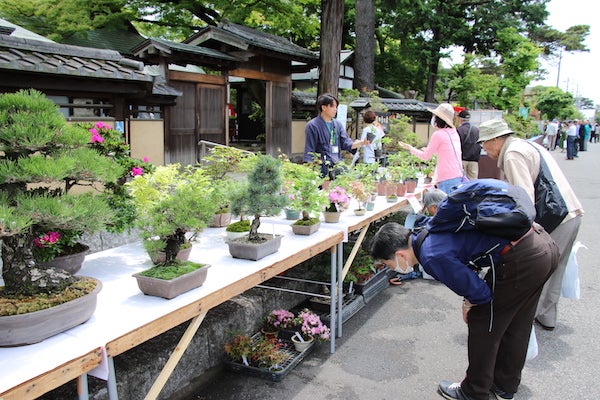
[{"xmin": 478, "ymin": 119, "xmax": 514, "ymax": 143}]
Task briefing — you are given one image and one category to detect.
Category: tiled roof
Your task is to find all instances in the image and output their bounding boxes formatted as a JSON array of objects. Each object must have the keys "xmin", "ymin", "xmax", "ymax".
[
  {"xmin": 61, "ymin": 23, "xmax": 147, "ymax": 57},
  {"xmin": 0, "ymin": 35, "xmax": 152, "ymax": 83},
  {"xmin": 131, "ymin": 37, "xmax": 241, "ymax": 67},
  {"xmin": 292, "ymin": 91, "xmax": 438, "ymax": 114},
  {"xmin": 187, "ymin": 21, "xmax": 318, "ymax": 64}
]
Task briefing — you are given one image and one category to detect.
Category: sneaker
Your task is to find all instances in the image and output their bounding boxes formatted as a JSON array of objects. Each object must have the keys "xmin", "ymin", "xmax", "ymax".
[
  {"xmin": 438, "ymin": 381, "xmax": 474, "ymax": 400},
  {"xmin": 490, "ymin": 383, "xmax": 514, "ymax": 399}
]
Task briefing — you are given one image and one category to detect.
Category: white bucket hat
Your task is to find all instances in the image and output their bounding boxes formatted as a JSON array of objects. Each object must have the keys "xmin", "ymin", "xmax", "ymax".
[
  {"xmin": 427, "ymin": 103, "xmax": 456, "ymax": 128},
  {"xmin": 478, "ymin": 119, "xmax": 514, "ymax": 143}
]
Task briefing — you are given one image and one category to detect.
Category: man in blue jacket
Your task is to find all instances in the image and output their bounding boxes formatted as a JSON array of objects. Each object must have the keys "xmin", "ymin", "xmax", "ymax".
[
  {"xmin": 370, "ymin": 208, "xmax": 558, "ymax": 399},
  {"xmin": 303, "ymin": 93, "xmax": 366, "ymax": 178}
]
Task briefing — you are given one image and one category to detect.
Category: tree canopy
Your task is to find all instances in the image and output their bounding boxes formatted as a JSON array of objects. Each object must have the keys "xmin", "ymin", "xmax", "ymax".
[{"xmin": 0, "ymin": 0, "xmax": 591, "ymax": 108}]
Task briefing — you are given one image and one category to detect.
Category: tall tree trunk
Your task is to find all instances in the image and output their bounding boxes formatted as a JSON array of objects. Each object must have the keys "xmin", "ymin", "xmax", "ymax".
[
  {"xmin": 354, "ymin": 0, "xmax": 375, "ymax": 93},
  {"xmin": 424, "ymin": 53, "xmax": 441, "ymax": 103},
  {"xmin": 318, "ymin": 0, "xmax": 345, "ymax": 96}
]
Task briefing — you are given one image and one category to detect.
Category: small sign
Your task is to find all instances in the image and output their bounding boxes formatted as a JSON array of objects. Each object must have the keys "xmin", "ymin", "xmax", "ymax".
[{"xmin": 115, "ymin": 121, "xmax": 125, "ymax": 133}]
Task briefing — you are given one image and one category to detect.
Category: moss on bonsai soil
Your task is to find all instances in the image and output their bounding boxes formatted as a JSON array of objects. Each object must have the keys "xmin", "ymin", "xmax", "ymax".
[
  {"xmin": 226, "ymin": 220, "xmax": 251, "ymax": 232},
  {"xmin": 139, "ymin": 260, "xmax": 207, "ymax": 280},
  {"xmin": 292, "ymin": 217, "xmax": 320, "ymax": 226},
  {"xmin": 0, "ymin": 277, "xmax": 98, "ymax": 317}
]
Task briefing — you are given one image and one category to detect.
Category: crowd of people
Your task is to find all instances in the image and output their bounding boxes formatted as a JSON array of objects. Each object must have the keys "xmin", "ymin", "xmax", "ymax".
[
  {"xmin": 303, "ymin": 98, "xmax": 588, "ymax": 400},
  {"xmin": 542, "ymin": 119, "xmax": 599, "ymax": 159}
]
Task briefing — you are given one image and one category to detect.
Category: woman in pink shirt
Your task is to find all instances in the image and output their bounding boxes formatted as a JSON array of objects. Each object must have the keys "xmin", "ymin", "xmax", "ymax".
[{"xmin": 398, "ymin": 103, "xmax": 463, "ymax": 194}]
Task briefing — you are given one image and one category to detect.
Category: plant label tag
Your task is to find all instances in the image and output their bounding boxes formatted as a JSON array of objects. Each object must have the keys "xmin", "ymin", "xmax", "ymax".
[{"xmin": 294, "ymin": 332, "xmax": 305, "ymax": 342}]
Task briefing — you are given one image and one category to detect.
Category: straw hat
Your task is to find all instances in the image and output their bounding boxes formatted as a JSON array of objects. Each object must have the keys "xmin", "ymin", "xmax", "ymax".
[
  {"xmin": 427, "ymin": 103, "xmax": 456, "ymax": 128},
  {"xmin": 477, "ymin": 119, "xmax": 514, "ymax": 143}
]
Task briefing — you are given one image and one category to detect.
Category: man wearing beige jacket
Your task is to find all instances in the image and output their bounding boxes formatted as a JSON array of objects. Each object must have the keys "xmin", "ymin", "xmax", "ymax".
[{"xmin": 478, "ymin": 119, "xmax": 583, "ymax": 332}]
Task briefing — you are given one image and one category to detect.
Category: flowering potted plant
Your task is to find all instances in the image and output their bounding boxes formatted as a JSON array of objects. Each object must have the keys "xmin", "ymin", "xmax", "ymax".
[
  {"xmin": 290, "ymin": 308, "xmax": 331, "ymax": 351},
  {"xmin": 262, "ymin": 308, "xmax": 295, "ymax": 338},
  {"xmin": 322, "ymin": 186, "xmax": 350, "ymax": 223},
  {"xmin": 0, "ymin": 89, "xmax": 140, "ymax": 346}
]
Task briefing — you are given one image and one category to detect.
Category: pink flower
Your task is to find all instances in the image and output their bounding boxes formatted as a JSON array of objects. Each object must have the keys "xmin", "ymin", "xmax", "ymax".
[
  {"xmin": 143, "ymin": 157, "xmax": 149, "ymax": 163},
  {"xmin": 33, "ymin": 231, "xmax": 61, "ymax": 248},
  {"xmin": 131, "ymin": 167, "xmax": 143, "ymax": 176},
  {"xmin": 94, "ymin": 121, "xmax": 108, "ymax": 129},
  {"xmin": 90, "ymin": 128, "xmax": 104, "ymax": 143}
]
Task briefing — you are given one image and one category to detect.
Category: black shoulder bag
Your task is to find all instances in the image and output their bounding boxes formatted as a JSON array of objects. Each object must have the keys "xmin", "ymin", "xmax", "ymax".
[{"xmin": 529, "ymin": 143, "xmax": 569, "ymax": 233}]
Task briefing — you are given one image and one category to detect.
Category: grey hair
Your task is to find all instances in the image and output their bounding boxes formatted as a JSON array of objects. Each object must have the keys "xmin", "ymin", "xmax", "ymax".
[
  {"xmin": 422, "ymin": 189, "xmax": 447, "ymax": 209},
  {"xmin": 369, "ymin": 222, "xmax": 411, "ymax": 260}
]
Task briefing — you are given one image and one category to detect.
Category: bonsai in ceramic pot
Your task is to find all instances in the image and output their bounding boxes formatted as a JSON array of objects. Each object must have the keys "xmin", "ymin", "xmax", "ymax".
[
  {"xmin": 202, "ymin": 146, "xmax": 253, "ymax": 227},
  {"xmin": 126, "ymin": 164, "xmax": 221, "ymax": 297},
  {"xmin": 127, "ymin": 163, "xmax": 221, "ymax": 263},
  {"xmin": 227, "ymin": 154, "xmax": 288, "ymax": 260},
  {"xmin": 281, "ymin": 158, "xmax": 329, "ymax": 235},
  {"xmin": 0, "ymin": 90, "xmax": 142, "ymax": 345}
]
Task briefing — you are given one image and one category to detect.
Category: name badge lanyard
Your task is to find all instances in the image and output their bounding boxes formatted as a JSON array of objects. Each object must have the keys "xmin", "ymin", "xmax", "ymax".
[{"xmin": 329, "ymin": 123, "xmax": 339, "ymax": 154}]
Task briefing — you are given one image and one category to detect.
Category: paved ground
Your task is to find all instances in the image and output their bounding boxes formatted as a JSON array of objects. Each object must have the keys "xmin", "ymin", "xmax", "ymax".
[{"xmin": 185, "ymin": 143, "xmax": 599, "ymax": 400}]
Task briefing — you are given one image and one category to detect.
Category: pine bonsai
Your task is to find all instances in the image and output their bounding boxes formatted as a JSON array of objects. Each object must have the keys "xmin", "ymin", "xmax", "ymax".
[
  {"xmin": 0, "ymin": 89, "xmax": 133, "ymax": 296},
  {"xmin": 229, "ymin": 154, "xmax": 287, "ymax": 241}
]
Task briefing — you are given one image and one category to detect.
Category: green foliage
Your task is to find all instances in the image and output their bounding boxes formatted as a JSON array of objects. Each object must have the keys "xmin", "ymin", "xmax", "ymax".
[
  {"xmin": 280, "ymin": 156, "xmax": 328, "ymax": 219},
  {"xmin": 503, "ymin": 113, "xmax": 539, "ymax": 138},
  {"xmin": 229, "ymin": 154, "xmax": 287, "ymax": 239},
  {"xmin": 382, "ymin": 115, "xmax": 419, "ymax": 151},
  {"xmin": 127, "ymin": 164, "xmax": 221, "ymax": 261},
  {"xmin": 532, "ymin": 86, "xmax": 576, "ymax": 120},
  {"xmin": 0, "ymin": 89, "xmax": 139, "ymax": 295}
]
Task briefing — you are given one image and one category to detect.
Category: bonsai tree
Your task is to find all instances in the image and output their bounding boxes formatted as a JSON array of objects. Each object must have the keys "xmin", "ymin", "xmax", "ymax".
[
  {"xmin": 126, "ymin": 163, "xmax": 220, "ymax": 263},
  {"xmin": 201, "ymin": 145, "xmax": 253, "ymax": 215},
  {"xmin": 0, "ymin": 89, "xmax": 132, "ymax": 296},
  {"xmin": 229, "ymin": 154, "xmax": 287, "ymax": 241},
  {"xmin": 281, "ymin": 157, "xmax": 328, "ymax": 223}
]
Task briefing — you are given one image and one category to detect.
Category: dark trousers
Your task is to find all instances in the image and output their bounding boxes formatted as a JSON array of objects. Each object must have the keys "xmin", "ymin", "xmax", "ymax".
[
  {"xmin": 461, "ymin": 226, "xmax": 559, "ymax": 400},
  {"xmin": 566, "ymin": 136, "xmax": 576, "ymax": 159}
]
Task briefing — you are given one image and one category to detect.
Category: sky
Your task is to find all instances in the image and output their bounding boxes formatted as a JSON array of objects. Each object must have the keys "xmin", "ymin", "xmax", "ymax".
[{"xmin": 530, "ymin": 0, "xmax": 599, "ymax": 106}]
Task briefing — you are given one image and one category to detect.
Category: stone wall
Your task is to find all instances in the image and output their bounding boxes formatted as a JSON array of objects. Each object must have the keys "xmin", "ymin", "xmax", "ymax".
[{"xmin": 41, "ymin": 254, "xmax": 326, "ymax": 400}]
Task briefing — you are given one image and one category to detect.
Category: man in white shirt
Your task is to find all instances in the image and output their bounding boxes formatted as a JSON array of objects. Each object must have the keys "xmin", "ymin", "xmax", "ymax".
[
  {"xmin": 545, "ymin": 119, "xmax": 559, "ymax": 151},
  {"xmin": 566, "ymin": 121, "xmax": 578, "ymax": 160}
]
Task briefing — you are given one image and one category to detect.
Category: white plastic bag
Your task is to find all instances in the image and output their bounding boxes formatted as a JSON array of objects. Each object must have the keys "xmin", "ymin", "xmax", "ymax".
[
  {"xmin": 561, "ymin": 241, "xmax": 586, "ymax": 299},
  {"xmin": 526, "ymin": 325, "xmax": 538, "ymax": 361}
]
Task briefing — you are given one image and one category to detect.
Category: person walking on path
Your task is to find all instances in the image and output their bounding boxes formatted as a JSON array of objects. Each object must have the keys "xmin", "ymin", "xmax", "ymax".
[
  {"xmin": 456, "ymin": 110, "xmax": 481, "ymax": 179},
  {"xmin": 369, "ymin": 190, "xmax": 559, "ymax": 400},
  {"xmin": 398, "ymin": 103, "xmax": 463, "ymax": 194},
  {"xmin": 544, "ymin": 119, "xmax": 559, "ymax": 151},
  {"xmin": 303, "ymin": 93, "xmax": 366, "ymax": 178},
  {"xmin": 478, "ymin": 119, "xmax": 584, "ymax": 332}
]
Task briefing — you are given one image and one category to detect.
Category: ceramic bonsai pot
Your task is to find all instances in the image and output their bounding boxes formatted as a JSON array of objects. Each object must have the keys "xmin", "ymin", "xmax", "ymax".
[
  {"xmin": 291, "ymin": 221, "xmax": 321, "ymax": 236},
  {"xmin": 0, "ymin": 277, "xmax": 102, "ymax": 347},
  {"xmin": 227, "ymin": 234, "xmax": 283, "ymax": 261},
  {"xmin": 209, "ymin": 212, "xmax": 232, "ymax": 228},
  {"xmin": 133, "ymin": 264, "xmax": 211, "ymax": 299},
  {"xmin": 38, "ymin": 243, "xmax": 90, "ymax": 275}
]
